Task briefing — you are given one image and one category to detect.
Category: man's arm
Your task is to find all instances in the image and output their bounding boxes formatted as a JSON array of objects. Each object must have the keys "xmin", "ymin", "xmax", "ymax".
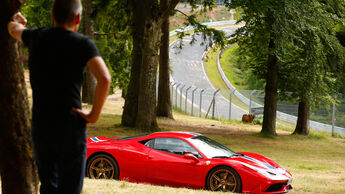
[
  {"xmin": 7, "ymin": 12, "xmax": 27, "ymax": 42},
  {"xmin": 72, "ymin": 57, "xmax": 111, "ymax": 123}
]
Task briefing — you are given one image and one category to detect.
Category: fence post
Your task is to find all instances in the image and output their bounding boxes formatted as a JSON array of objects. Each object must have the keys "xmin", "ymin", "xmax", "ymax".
[
  {"xmin": 229, "ymin": 89, "xmax": 236, "ymax": 120},
  {"xmin": 249, "ymin": 90, "xmax": 257, "ymax": 114},
  {"xmin": 212, "ymin": 89, "xmax": 220, "ymax": 119},
  {"xmin": 191, "ymin": 88, "xmax": 198, "ymax": 116},
  {"xmin": 332, "ymin": 102, "xmax": 336, "ymax": 137},
  {"xmin": 179, "ymin": 85, "xmax": 186, "ymax": 111},
  {"xmin": 199, "ymin": 89, "xmax": 205, "ymax": 117},
  {"xmin": 185, "ymin": 86, "xmax": 192, "ymax": 113},
  {"xmin": 175, "ymin": 83, "xmax": 181, "ymax": 108},
  {"xmin": 171, "ymin": 82, "xmax": 177, "ymax": 105},
  {"xmin": 205, "ymin": 100, "xmax": 214, "ymax": 119}
]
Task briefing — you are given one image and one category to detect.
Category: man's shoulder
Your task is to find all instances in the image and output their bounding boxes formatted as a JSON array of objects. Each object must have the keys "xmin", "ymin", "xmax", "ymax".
[{"xmin": 63, "ymin": 30, "xmax": 94, "ymax": 45}]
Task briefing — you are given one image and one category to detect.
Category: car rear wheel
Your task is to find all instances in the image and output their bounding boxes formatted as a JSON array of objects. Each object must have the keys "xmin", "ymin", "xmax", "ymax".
[
  {"xmin": 206, "ymin": 166, "xmax": 241, "ymax": 193},
  {"xmin": 86, "ymin": 154, "xmax": 119, "ymax": 179}
]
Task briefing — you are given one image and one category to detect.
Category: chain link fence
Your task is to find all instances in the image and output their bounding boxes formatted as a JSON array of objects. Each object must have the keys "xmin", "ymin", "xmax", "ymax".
[{"xmin": 169, "ymin": 82, "xmax": 345, "ymax": 135}]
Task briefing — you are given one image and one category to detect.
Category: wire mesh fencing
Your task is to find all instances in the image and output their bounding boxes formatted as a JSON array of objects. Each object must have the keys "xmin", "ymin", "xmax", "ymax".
[{"xmin": 169, "ymin": 82, "xmax": 345, "ymax": 135}]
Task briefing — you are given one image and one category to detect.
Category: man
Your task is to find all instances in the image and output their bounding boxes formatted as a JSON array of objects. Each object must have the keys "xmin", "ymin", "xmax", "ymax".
[{"xmin": 7, "ymin": 0, "xmax": 111, "ymax": 193}]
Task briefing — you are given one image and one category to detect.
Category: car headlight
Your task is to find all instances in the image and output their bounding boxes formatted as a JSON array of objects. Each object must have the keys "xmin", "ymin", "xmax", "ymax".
[{"xmin": 242, "ymin": 163, "xmax": 288, "ymax": 180}]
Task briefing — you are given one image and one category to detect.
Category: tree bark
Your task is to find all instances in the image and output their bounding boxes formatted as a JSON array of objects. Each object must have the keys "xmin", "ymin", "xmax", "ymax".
[
  {"xmin": 293, "ymin": 101, "xmax": 310, "ymax": 135},
  {"xmin": 261, "ymin": 39, "xmax": 279, "ymax": 136},
  {"xmin": 121, "ymin": 0, "xmax": 145, "ymax": 127},
  {"xmin": 82, "ymin": 0, "xmax": 97, "ymax": 104},
  {"xmin": 157, "ymin": 0, "xmax": 173, "ymax": 119},
  {"xmin": 0, "ymin": 1, "xmax": 39, "ymax": 193},
  {"xmin": 136, "ymin": 16, "xmax": 160, "ymax": 130}
]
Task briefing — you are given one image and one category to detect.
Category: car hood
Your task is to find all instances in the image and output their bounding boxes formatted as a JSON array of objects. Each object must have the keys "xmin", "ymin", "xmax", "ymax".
[{"xmin": 227, "ymin": 152, "xmax": 292, "ymax": 179}]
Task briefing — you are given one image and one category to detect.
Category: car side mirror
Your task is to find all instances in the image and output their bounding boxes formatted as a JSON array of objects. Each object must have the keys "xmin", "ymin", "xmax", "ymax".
[{"xmin": 183, "ymin": 153, "xmax": 199, "ymax": 162}]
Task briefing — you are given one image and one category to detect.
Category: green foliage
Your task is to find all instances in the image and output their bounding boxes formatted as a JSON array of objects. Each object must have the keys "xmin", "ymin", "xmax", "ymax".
[
  {"xmin": 173, "ymin": 0, "xmax": 230, "ymax": 50},
  {"xmin": 91, "ymin": 0, "xmax": 132, "ymax": 93},
  {"xmin": 95, "ymin": 35, "xmax": 131, "ymax": 94},
  {"xmin": 334, "ymin": 24, "xmax": 345, "ymax": 94},
  {"xmin": 233, "ymin": 7, "xmax": 243, "ymax": 20},
  {"xmin": 275, "ymin": 0, "xmax": 345, "ymax": 108},
  {"xmin": 21, "ymin": 0, "xmax": 132, "ymax": 93},
  {"xmin": 21, "ymin": 0, "xmax": 53, "ymax": 28},
  {"xmin": 229, "ymin": 0, "xmax": 345, "ymax": 108},
  {"xmin": 253, "ymin": 115, "xmax": 263, "ymax": 125}
]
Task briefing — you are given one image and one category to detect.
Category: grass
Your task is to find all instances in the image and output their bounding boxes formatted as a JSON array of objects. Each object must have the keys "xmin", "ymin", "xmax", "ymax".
[{"xmin": 82, "ymin": 179, "xmax": 215, "ymax": 194}]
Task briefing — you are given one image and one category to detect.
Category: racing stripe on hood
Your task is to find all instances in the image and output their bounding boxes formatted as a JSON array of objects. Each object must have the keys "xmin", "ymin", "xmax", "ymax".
[
  {"xmin": 91, "ymin": 137, "xmax": 102, "ymax": 142},
  {"xmin": 241, "ymin": 155, "xmax": 276, "ymax": 170}
]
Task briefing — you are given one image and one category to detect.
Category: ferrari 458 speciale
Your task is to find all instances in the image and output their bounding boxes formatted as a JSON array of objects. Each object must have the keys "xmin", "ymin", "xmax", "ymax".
[{"xmin": 86, "ymin": 131, "xmax": 292, "ymax": 193}]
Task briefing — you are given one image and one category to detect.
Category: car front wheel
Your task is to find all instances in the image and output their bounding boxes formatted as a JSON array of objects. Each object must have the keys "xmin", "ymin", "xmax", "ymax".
[
  {"xmin": 206, "ymin": 166, "xmax": 242, "ymax": 193},
  {"xmin": 86, "ymin": 154, "xmax": 119, "ymax": 179}
]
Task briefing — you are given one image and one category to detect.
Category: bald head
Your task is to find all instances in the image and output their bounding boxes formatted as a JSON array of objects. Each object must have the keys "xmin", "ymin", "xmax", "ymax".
[{"xmin": 52, "ymin": 0, "xmax": 82, "ymax": 25}]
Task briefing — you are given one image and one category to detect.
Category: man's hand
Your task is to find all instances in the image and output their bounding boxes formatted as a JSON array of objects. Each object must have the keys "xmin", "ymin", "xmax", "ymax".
[
  {"xmin": 8, "ymin": 12, "xmax": 27, "ymax": 42},
  {"xmin": 12, "ymin": 12, "xmax": 27, "ymax": 25},
  {"xmin": 72, "ymin": 108, "xmax": 98, "ymax": 124}
]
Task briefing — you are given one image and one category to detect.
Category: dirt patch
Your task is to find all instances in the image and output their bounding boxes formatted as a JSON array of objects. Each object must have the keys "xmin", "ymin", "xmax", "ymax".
[
  {"xmin": 159, "ymin": 122, "xmax": 253, "ymax": 136},
  {"xmin": 107, "ymin": 89, "xmax": 125, "ymax": 106}
]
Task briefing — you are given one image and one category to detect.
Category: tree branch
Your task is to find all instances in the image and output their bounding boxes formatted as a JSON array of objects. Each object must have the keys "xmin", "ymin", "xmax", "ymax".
[
  {"xmin": 175, "ymin": 9, "xmax": 189, "ymax": 18},
  {"xmin": 94, "ymin": 31, "xmax": 126, "ymax": 37}
]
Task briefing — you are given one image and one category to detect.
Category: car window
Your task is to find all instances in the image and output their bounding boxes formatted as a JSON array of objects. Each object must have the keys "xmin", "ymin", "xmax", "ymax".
[
  {"xmin": 139, "ymin": 139, "xmax": 154, "ymax": 148},
  {"xmin": 153, "ymin": 138, "xmax": 201, "ymax": 158}
]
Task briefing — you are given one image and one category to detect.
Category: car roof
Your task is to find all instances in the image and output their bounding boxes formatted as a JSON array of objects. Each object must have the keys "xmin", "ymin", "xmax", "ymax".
[
  {"xmin": 103, "ymin": 131, "xmax": 202, "ymax": 142},
  {"xmin": 147, "ymin": 131, "xmax": 201, "ymax": 139}
]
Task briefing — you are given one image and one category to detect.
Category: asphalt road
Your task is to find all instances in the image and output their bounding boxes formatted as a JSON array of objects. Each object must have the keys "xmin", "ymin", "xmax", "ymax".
[{"xmin": 169, "ymin": 26, "xmax": 247, "ymax": 120}]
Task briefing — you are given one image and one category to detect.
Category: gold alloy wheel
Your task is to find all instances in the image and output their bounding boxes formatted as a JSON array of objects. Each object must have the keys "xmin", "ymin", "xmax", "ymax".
[
  {"xmin": 209, "ymin": 168, "xmax": 237, "ymax": 192},
  {"xmin": 89, "ymin": 157, "xmax": 115, "ymax": 179}
]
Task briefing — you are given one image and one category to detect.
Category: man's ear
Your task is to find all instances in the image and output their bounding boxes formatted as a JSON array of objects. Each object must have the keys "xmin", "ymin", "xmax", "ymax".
[{"xmin": 75, "ymin": 13, "xmax": 81, "ymax": 25}]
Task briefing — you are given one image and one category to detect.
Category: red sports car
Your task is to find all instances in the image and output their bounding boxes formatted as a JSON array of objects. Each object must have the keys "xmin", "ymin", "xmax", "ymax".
[{"xmin": 86, "ymin": 131, "xmax": 292, "ymax": 193}]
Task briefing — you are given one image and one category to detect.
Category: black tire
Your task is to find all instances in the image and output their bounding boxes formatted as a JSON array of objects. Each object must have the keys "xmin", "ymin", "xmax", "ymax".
[
  {"xmin": 206, "ymin": 166, "xmax": 242, "ymax": 193},
  {"xmin": 86, "ymin": 154, "xmax": 119, "ymax": 179}
]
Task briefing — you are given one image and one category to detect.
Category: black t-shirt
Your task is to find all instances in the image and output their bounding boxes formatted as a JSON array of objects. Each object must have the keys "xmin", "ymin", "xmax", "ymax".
[{"xmin": 22, "ymin": 28, "xmax": 100, "ymax": 125}]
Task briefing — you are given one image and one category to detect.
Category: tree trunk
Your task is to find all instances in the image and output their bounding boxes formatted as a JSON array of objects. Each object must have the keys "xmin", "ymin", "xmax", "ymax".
[
  {"xmin": 136, "ymin": 17, "xmax": 160, "ymax": 130},
  {"xmin": 293, "ymin": 101, "xmax": 310, "ymax": 135},
  {"xmin": 261, "ymin": 39, "xmax": 279, "ymax": 136},
  {"xmin": 0, "ymin": 1, "xmax": 39, "ymax": 193},
  {"xmin": 82, "ymin": 0, "xmax": 96, "ymax": 104},
  {"xmin": 157, "ymin": 0, "xmax": 173, "ymax": 119},
  {"xmin": 121, "ymin": 0, "xmax": 145, "ymax": 127}
]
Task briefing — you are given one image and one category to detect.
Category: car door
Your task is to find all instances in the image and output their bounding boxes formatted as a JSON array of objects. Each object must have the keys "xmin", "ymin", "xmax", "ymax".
[
  {"xmin": 116, "ymin": 141, "xmax": 151, "ymax": 182},
  {"xmin": 146, "ymin": 137, "xmax": 206, "ymax": 189}
]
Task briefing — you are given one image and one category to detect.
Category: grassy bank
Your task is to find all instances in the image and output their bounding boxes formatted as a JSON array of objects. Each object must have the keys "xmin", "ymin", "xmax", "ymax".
[
  {"xmin": 220, "ymin": 44, "xmax": 244, "ymax": 89},
  {"xmin": 203, "ymin": 47, "xmax": 249, "ymax": 111}
]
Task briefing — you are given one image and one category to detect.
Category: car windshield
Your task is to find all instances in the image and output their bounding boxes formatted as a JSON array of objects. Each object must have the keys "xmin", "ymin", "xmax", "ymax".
[{"xmin": 188, "ymin": 136, "xmax": 236, "ymax": 158}]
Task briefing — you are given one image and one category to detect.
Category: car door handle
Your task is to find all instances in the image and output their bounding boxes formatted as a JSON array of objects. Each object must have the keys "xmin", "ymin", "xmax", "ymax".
[{"xmin": 148, "ymin": 155, "xmax": 153, "ymax": 159}]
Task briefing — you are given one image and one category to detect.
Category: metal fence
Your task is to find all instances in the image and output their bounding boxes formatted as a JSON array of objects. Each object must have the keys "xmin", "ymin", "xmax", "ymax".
[{"xmin": 169, "ymin": 82, "xmax": 345, "ymax": 135}]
